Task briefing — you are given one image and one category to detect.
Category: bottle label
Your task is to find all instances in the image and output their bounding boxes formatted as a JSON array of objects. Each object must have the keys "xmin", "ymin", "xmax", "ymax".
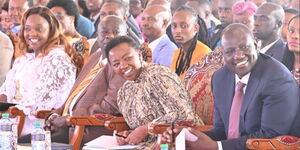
[
  {"xmin": 0, "ymin": 124, "xmax": 12, "ymax": 131},
  {"xmin": 32, "ymin": 134, "xmax": 46, "ymax": 141}
]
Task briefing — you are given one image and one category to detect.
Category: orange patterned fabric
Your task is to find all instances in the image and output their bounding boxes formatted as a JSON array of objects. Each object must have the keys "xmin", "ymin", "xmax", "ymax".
[
  {"xmin": 188, "ymin": 68, "xmax": 217, "ymax": 125},
  {"xmin": 185, "ymin": 51, "xmax": 224, "ymax": 125}
]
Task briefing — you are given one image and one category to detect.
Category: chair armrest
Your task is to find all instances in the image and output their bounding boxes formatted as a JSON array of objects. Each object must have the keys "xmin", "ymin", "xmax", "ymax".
[
  {"xmin": 195, "ymin": 125, "xmax": 213, "ymax": 131},
  {"xmin": 36, "ymin": 110, "xmax": 52, "ymax": 119},
  {"xmin": 246, "ymin": 136, "xmax": 300, "ymax": 150},
  {"xmin": 104, "ymin": 117, "xmax": 130, "ymax": 132},
  {"xmin": 66, "ymin": 116, "xmax": 106, "ymax": 126},
  {"xmin": 148, "ymin": 123, "xmax": 213, "ymax": 135}
]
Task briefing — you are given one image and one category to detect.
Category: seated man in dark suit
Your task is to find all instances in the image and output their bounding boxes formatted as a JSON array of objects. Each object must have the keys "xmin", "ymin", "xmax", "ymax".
[
  {"xmin": 253, "ymin": 2, "xmax": 286, "ymax": 62},
  {"xmin": 162, "ymin": 23, "xmax": 300, "ymax": 150}
]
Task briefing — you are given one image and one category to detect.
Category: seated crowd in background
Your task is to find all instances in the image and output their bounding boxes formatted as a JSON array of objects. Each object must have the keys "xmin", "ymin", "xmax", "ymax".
[{"xmin": 0, "ymin": 0, "xmax": 299, "ymax": 149}]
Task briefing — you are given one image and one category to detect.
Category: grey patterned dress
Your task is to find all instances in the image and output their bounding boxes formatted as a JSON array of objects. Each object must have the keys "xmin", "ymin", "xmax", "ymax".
[{"xmin": 117, "ymin": 63, "xmax": 203, "ymax": 149}]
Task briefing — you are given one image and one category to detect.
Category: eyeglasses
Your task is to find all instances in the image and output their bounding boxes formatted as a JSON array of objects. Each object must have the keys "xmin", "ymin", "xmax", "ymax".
[{"xmin": 223, "ymin": 45, "xmax": 252, "ymax": 56}]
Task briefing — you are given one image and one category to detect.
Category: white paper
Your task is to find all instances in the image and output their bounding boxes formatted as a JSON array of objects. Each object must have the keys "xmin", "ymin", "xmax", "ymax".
[
  {"xmin": 175, "ymin": 128, "xmax": 199, "ymax": 150},
  {"xmin": 83, "ymin": 135, "xmax": 138, "ymax": 150}
]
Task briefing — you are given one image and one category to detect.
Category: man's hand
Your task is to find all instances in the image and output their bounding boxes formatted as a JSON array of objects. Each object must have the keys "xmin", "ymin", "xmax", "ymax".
[
  {"xmin": 45, "ymin": 115, "xmax": 67, "ymax": 132},
  {"xmin": 186, "ymin": 128, "xmax": 218, "ymax": 150},
  {"xmin": 161, "ymin": 126, "xmax": 184, "ymax": 143},
  {"xmin": 124, "ymin": 124, "xmax": 148, "ymax": 145},
  {"xmin": 116, "ymin": 130, "xmax": 130, "ymax": 145}
]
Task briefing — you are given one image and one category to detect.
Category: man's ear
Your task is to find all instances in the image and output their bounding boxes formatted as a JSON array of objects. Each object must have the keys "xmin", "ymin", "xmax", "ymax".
[
  {"xmin": 276, "ymin": 20, "xmax": 283, "ymax": 29},
  {"xmin": 205, "ymin": 11, "xmax": 210, "ymax": 19},
  {"xmin": 124, "ymin": 15, "xmax": 128, "ymax": 21},
  {"xmin": 162, "ymin": 19, "xmax": 169, "ymax": 28},
  {"xmin": 194, "ymin": 23, "xmax": 199, "ymax": 32}
]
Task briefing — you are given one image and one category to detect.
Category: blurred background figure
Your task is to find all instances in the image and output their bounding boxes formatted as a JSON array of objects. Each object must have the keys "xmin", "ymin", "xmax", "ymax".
[
  {"xmin": 249, "ymin": 0, "xmax": 266, "ymax": 7},
  {"xmin": 210, "ymin": 0, "xmax": 219, "ymax": 19},
  {"xmin": 129, "ymin": 0, "xmax": 143, "ymax": 18},
  {"xmin": 185, "ymin": 0, "xmax": 221, "ymax": 39},
  {"xmin": 232, "ymin": 1, "xmax": 257, "ymax": 31},
  {"xmin": 86, "ymin": 0, "xmax": 102, "ymax": 36},
  {"xmin": 282, "ymin": 14, "xmax": 300, "ymax": 84},
  {"xmin": 0, "ymin": 1, "xmax": 12, "ymax": 32},
  {"xmin": 32, "ymin": 0, "xmax": 49, "ymax": 6},
  {"xmin": 77, "ymin": 0, "xmax": 91, "ymax": 18},
  {"xmin": 170, "ymin": 0, "xmax": 188, "ymax": 14},
  {"xmin": 8, "ymin": 0, "xmax": 29, "ymax": 34},
  {"xmin": 281, "ymin": 8, "xmax": 299, "ymax": 42},
  {"xmin": 47, "ymin": 0, "xmax": 82, "ymax": 40},
  {"xmin": 253, "ymin": 2, "xmax": 286, "ymax": 62}
]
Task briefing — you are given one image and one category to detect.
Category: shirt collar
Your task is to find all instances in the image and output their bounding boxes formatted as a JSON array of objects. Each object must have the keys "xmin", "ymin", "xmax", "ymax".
[
  {"xmin": 91, "ymin": 13, "xmax": 100, "ymax": 23},
  {"xmin": 235, "ymin": 72, "xmax": 251, "ymax": 85},
  {"xmin": 148, "ymin": 34, "xmax": 166, "ymax": 52},
  {"xmin": 259, "ymin": 39, "xmax": 279, "ymax": 54}
]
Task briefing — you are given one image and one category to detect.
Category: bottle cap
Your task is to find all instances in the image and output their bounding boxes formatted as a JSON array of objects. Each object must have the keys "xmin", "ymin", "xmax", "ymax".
[
  {"xmin": 1, "ymin": 113, "xmax": 9, "ymax": 118},
  {"xmin": 160, "ymin": 144, "xmax": 169, "ymax": 149},
  {"xmin": 34, "ymin": 121, "xmax": 42, "ymax": 127}
]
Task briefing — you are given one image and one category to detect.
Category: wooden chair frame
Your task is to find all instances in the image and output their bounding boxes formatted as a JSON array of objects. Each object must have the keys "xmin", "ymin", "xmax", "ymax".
[{"xmin": 246, "ymin": 136, "xmax": 300, "ymax": 150}]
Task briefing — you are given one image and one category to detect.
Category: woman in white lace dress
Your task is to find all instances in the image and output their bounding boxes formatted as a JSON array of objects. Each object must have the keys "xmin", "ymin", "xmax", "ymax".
[{"xmin": 0, "ymin": 7, "xmax": 83, "ymax": 135}]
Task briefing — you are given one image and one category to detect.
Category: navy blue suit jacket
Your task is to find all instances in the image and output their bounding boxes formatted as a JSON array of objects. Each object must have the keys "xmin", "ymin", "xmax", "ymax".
[
  {"xmin": 152, "ymin": 35, "xmax": 177, "ymax": 67},
  {"xmin": 205, "ymin": 54, "xmax": 300, "ymax": 150},
  {"xmin": 265, "ymin": 38, "xmax": 286, "ymax": 62}
]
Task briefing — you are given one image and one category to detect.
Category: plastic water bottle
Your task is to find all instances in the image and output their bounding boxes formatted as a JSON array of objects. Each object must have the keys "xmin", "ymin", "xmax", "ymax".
[
  {"xmin": 0, "ymin": 113, "xmax": 15, "ymax": 150},
  {"xmin": 31, "ymin": 122, "xmax": 51, "ymax": 150}
]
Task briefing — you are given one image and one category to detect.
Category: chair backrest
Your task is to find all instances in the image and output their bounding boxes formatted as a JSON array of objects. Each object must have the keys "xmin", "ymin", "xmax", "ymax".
[
  {"xmin": 246, "ymin": 135, "xmax": 300, "ymax": 150},
  {"xmin": 7, "ymin": 30, "xmax": 25, "ymax": 60},
  {"xmin": 140, "ymin": 42, "xmax": 152, "ymax": 63},
  {"xmin": 184, "ymin": 50, "xmax": 224, "ymax": 125}
]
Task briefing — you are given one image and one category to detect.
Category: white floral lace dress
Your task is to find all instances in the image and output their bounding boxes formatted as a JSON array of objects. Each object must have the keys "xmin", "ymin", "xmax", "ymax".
[{"xmin": 0, "ymin": 46, "xmax": 76, "ymax": 135}]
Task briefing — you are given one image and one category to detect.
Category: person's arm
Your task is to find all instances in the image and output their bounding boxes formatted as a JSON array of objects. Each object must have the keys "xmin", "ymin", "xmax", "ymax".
[
  {"xmin": 0, "ymin": 32, "xmax": 14, "ymax": 85},
  {"xmin": 148, "ymin": 67, "xmax": 201, "ymax": 125},
  {"xmin": 84, "ymin": 64, "xmax": 125, "ymax": 116}
]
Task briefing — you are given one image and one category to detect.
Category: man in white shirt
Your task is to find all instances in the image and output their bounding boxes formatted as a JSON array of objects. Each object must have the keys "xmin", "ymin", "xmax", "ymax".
[
  {"xmin": 253, "ymin": 2, "xmax": 286, "ymax": 62},
  {"xmin": 141, "ymin": 5, "xmax": 177, "ymax": 67}
]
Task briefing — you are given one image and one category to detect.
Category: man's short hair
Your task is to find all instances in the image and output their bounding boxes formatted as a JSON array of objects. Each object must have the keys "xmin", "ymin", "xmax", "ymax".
[
  {"xmin": 221, "ymin": 23, "xmax": 255, "ymax": 43},
  {"xmin": 174, "ymin": 5, "xmax": 198, "ymax": 24},
  {"xmin": 187, "ymin": 0, "xmax": 211, "ymax": 10},
  {"xmin": 47, "ymin": 0, "xmax": 79, "ymax": 18},
  {"xmin": 103, "ymin": 0, "xmax": 128, "ymax": 15}
]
